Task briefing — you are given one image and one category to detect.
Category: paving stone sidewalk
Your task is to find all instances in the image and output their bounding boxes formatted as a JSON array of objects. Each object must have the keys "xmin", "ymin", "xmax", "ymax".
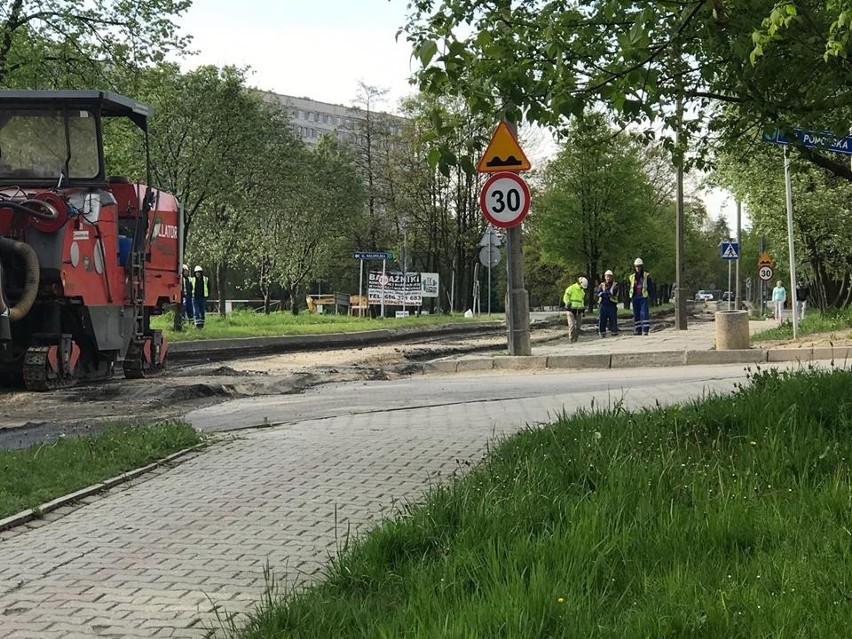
[{"xmin": 0, "ymin": 394, "xmax": 598, "ymax": 638}]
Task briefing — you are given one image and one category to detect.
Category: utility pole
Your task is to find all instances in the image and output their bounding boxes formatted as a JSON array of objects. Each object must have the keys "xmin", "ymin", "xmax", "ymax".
[{"xmin": 674, "ymin": 93, "xmax": 688, "ymax": 329}]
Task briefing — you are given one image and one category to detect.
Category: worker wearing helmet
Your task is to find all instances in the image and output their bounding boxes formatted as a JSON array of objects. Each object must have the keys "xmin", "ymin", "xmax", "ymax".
[
  {"xmin": 628, "ymin": 258, "xmax": 654, "ymax": 335},
  {"xmin": 562, "ymin": 275, "xmax": 588, "ymax": 343},
  {"xmin": 181, "ymin": 265, "xmax": 194, "ymax": 325},
  {"xmin": 191, "ymin": 265, "xmax": 209, "ymax": 329},
  {"xmin": 596, "ymin": 269, "xmax": 620, "ymax": 337}
]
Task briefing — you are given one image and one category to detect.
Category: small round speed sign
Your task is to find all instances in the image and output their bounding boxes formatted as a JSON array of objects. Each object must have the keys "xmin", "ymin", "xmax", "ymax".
[
  {"xmin": 758, "ymin": 265, "xmax": 773, "ymax": 281},
  {"xmin": 479, "ymin": 172, "xmax": 531, "ymax": 228}
]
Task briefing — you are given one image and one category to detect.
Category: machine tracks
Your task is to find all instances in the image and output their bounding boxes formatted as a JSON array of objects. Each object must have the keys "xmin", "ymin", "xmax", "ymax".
[{"xmin": 22, "ymin": 346, "xmax": 78, "ymax": 391}]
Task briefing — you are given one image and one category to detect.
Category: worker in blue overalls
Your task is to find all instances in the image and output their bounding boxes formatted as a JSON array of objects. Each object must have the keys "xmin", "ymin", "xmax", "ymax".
[{"xmin": 628, "ymin": 258, "xmax": 654, "ymax": 335}]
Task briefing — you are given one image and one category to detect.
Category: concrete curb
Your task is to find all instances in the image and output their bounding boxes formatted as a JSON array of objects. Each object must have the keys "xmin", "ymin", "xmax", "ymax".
[
  {"xmin": 421, "ymin": 346, "xmax": 849, "ymax": 375},
  {"xmin": 0, "ymin": 444, "xmax": 205, "ymax": 534}
]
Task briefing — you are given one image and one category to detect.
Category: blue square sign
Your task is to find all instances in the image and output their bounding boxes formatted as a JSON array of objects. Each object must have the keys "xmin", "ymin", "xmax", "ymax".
[{"xmin": 721, "ymin": 241, "xmax": 739, "ymax": 260}]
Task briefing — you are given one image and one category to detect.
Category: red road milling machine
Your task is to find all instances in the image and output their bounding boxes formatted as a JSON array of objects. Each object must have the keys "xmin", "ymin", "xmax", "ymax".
[{"xmin": 0, "ymin": 90, "xmax": 182, "ymax": 390}]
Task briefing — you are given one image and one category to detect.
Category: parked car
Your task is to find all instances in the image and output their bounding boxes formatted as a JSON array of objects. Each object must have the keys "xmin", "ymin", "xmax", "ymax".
[
  {"xmin": 721, "ymin": 291, "xmax": 736, "ymax": 301},
  {"xmin": 694, "ymin": 290, "xmax": 714, "ymax": 301}
]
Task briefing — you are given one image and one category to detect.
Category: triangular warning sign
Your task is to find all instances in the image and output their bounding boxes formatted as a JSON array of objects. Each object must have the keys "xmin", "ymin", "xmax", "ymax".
[{"xmin": 477, "ymin": 122, "xmax": 531, "ymax": 173}]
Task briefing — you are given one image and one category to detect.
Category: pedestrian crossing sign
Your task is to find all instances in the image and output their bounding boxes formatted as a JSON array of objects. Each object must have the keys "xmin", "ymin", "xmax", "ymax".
[{"xmin": 721, "ymin": 241, "xmax": 739, "ymax": 260}]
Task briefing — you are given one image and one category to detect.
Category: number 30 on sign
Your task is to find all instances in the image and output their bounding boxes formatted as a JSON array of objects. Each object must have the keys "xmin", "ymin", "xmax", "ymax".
[{"xmin": 479, "ymin": 171, "xmax": 531, "ymax": 228}]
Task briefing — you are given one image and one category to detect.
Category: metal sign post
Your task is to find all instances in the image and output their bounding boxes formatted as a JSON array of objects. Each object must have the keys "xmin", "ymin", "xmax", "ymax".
[
  {"xmin": 721, "ymin": 240, "xmax": 739, "ymax": 311},
  {"xmin": 477, "ymin": 121, "xmax": 531, "ymax": 356},
  {"xmin": 355, "ymin": 251, "xmax": 393, "ymax": 318},
  {"xmin": 783, "ymin": 148, "xmax": 799, "ymax": 338}
]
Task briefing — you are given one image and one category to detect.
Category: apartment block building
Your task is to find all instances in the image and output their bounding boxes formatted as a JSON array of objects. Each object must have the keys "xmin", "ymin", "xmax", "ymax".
[{"xmin": 262, "ymin": 92, "xmax": 404, "ymax": 146}]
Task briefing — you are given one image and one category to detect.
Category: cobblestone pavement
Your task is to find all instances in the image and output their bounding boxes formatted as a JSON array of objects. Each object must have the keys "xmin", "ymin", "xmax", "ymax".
[
  {"xmin": 0, "ymin": 366, "xmax": 771, "ymax": 638},
  {"xmin": 0, "ymin": 390, "xmax": 583, "ymax": 638}
]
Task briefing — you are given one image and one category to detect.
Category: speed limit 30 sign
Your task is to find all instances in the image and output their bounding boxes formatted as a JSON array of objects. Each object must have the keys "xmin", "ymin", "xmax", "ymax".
[
  {"xmin": 479, "ymin": 171, "xmax": 531, "ymax": 228},
  {"xmin": 758, "ymin": 265, "xmax": 773, "ymax": 281}
]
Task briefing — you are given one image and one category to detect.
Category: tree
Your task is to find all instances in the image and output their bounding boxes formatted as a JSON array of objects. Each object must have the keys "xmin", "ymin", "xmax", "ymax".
[
  {"xmin": 236, "ymin": 130, "xmax": 364, "ymax": 315},
  {"xmin": 139, "ymin": 65, "xmax": 268, "ymax": 249},
  {"xmin": 401, "ymin": 1, "xmax": 852, "ymax": 183},
  {"xmin": 394, "ymin": 93, "xmax": 490, "ymax": 312},
  {"xmin": 713, "ymin": 146, "xmax": 852, "ymax": 308},
  {"xmin": 0, "ymin": 0, "xmax": 190, "ymax": 88},
  {"xmin": 535, "ymin": 113, "xmax": 658, "ymax": 295}
]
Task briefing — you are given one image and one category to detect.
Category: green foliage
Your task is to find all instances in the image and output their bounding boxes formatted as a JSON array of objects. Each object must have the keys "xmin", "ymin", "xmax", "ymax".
[
  {"xmin": 401, "ymin": 1, "xmax": 852, "ymax": 184},
  {"xmin": 534, "ymin": 113, "xmax": 658, "ymax": 282},
  {"xmin": 751, "ymin": 306, "xmax": 852, "ymax": 342},
  {"xmin": 224, "ymin": 367, "xmax": 852, "ymax": 638},
  {"xmin": 0, "ymin": 0, "xmax": 191, "ymax": 89},
  {"xmin": 713, "ymin": 145, "xmax": 852, "ymax": 308},
  {"xmin": 0, "ymin": 421, "xmax": 201, "ymax": 519}
]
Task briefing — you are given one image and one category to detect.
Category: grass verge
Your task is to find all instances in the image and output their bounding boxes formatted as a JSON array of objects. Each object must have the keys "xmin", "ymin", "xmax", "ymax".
[
  {"xmin": 0, "ymin": 421, "xmax": 202, "ymax": 519},
  {"xmin": 152, "ymin": 310, "xmax": 494, "ymax": 342},
  {"xmin": 751, "ymin": 306, "xmax": 852, "ymax": 342},
  {"xmin": 226, "ymin": 366, "xmax": 851, "ymax": 638}
]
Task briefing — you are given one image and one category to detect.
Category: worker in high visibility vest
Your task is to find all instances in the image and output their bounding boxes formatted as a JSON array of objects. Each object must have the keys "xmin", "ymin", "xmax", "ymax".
[
  {"xmin": 562, "ymin": 275, "xmax": 588, "ymax": 343},
  {"xmin": 628, "ymin": 258, "xmax": 654, "ymax": 335},
  {"xmin": 192, "ymin": 265, "xmax": 210, "ymax": 328}
]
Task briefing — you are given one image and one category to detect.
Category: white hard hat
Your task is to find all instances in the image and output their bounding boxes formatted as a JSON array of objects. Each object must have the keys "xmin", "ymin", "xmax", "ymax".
[
  {"xmin": 193, "ymin": 265, "xmax": 203, "ymax": 273},
  {"xmin": 604, "ymin": 270, "xmax": 614, "ymax": 276},
  {"xmin": 634, "ymin": 258, "xmax": 644, "ymax": 266},
  {"xmin": 579, "ymin": 276, "xmax": 589, "ymax": 289},
  {"xmin": 182, "ymin": 264, "xmax": 188, "ymax": 271}
]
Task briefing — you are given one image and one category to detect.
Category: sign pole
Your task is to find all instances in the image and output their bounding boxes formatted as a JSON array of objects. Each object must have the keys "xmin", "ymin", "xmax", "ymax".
[
  {"xmin": 735, "ymin": 201, "xmax": 742, "ymax": 310},
  {"xmin": 381, "ymin": 258, "xmax": 386, "ymax": 319},
  {"xmin": 759, "ymin": 236, "xmax": 765, "ymax": 317},
  {"xmin": 783, "ymin": 148, "xmax": 799, "ymax": 338},
  {"xmin": 727, "ymin": 254, "xmax": 733, "ymax": 311},
  {"xmin": 487, "ymin": 241, "xmax": 492, "ymax": 316},
  {"xmin": 502, "ymin": 122, "xmax": 530, "ymax": 355},
  {"xmin": 358, "ymin": 258, "xmax": 364, "ymax": 318}
]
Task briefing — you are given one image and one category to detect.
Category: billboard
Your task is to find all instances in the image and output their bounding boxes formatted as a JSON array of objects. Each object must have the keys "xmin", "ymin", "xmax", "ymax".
[{"xmin": 368, "ymin": 271, "xmax": 422, "ymax": 305}]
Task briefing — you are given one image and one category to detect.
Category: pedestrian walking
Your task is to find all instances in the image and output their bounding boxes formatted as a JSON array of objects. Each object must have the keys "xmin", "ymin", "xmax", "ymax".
[
  {"xmin": 562, "ymin": 275, "xmax": 588, "ymax": 343},
  {"xmin": 772, "ymin": 280, "xmax": 787, "ymax": 322},
  {"xmin": 181, "ymin": 265, "xmax": 194, "ymax": 323},
  {"xmin": 795, "ymin": 279, "xmax": 809, "ymax": 320},
  {"xmin": 596, "ymin": 269, "xmax": 620, "ymax": 337},
  {"xmin": 629, "ymin": 258, "xmax": 654, "ymax": 335},
  {"xmin": 192, "ymin": 265, "xmax": 209, "ymax": 328}
]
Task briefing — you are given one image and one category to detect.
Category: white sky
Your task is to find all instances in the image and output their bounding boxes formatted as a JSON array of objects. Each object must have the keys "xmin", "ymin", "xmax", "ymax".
[
  {"xmin": 176, "ymin": 0, "xmax": 741, "ymax": 229},
  {"xmin": 177, "ymin": 0, "xmax": 416, "ymax": 111}
]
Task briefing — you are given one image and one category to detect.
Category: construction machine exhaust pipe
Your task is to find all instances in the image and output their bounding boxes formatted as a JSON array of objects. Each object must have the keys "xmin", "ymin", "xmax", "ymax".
[{"xmin": 0, "ymin": 237, "xmax": 41, "ymax": 327}]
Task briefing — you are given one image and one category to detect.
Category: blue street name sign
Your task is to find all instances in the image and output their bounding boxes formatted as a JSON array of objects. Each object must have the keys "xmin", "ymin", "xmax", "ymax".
[
  {"xmin": 721, "ymin": 241, "xmax": 739, "ymax": 260},
  {"xmin": 762, "ymin": 129, "xmax": 852, "ymax": 156},
  {"xmin": 354, "ymin": 251, "xmax": 393, "ymax": 260}
]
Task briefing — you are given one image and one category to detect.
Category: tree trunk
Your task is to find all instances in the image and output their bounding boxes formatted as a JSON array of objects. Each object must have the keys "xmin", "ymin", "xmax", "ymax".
[
  {"xmin": 289, "ymin": 284, "xmax": 301, "ymax": 315},
  {"xmin": 216, "ymin": 260, "xmax": 228, "ymax": 317}
]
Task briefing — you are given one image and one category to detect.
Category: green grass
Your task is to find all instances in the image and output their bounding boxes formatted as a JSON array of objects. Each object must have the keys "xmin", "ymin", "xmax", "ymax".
[
  {"xmin": 751, "ymin": 306, "xmax": 852, "ymax": 342},
  {"xmin": 225, "ymin": 366, "xmax": 852, "ymax": 638},
  {"xmin": 152, "ymin": 310, "xmax": 492, "ymax": 341},
  {"xmin": 0, "ymin": 421, "xmax": 202, "ymax": 519}
]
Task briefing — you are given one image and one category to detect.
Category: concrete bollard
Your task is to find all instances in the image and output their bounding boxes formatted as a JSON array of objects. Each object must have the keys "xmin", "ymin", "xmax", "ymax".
[{"xmin": 715, "ymin": 310, "xmax": 750, "ymax": 350}]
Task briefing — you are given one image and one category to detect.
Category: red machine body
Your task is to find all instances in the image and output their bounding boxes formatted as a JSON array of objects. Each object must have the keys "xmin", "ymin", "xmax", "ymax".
[{"xmin": 0, "ymin": 90, "xmax": 182, "ymax": 389}]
